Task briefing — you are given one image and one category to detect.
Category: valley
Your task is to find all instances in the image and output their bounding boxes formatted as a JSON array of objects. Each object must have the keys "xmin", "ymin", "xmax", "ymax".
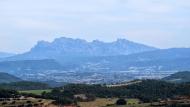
[
  {"xmin": 0, "ymin": 38, "xmax": 189, "ymax": 84},
  {"xmin": 16, "ymin": 69, "xmax": 176, "ymax": 84}
]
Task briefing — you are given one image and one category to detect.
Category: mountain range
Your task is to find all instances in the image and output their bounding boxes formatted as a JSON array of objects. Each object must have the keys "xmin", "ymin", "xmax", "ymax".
[
  {"xmin": 4, "ymin": 37, "xmax": 156, "ymax": 60},
  {"xmin": 0, "ymin": 37, "xmax": 190, "ymax": 83}
]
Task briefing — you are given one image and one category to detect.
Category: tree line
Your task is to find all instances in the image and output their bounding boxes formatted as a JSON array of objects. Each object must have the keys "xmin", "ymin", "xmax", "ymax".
[{"xmin": 1, "ymin": 79, "xmax": 190, "ymax": 105}]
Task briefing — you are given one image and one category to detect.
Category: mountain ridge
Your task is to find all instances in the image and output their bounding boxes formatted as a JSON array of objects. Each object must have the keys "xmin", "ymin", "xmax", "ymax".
[
  {"xmin": 4, "ymin": 37, "xmax": 157, "ymax": 60},
  {"xmin": 30, "ymin": 37, "xmax": 157, "ymax": 56},
  {"xmin": 163, "ymin": 71, "xmax": 190, "ymax": 83}
]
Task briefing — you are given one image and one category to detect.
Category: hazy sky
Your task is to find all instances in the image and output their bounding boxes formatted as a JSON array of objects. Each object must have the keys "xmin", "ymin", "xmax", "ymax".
[{"xmin": 0, "ymin": 0, "xmax": 190, "ymax": 53}]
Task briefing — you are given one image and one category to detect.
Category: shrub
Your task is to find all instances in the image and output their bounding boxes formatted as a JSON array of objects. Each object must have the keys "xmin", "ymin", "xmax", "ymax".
[
  {"xmin": 18, "ymin": 104, "xmax": 24, "ymax": 107},
  {"xmin": 11, "ymin": 101, "xmax": 16, "ymax": 104},
  {"xmin": 2, "ymin": 102, "xmax": 7, "ymax": 105},
  {"xmin": 38, "ymin": 99, "xmax": 42, "ymax": 102},
  {"xmin": 34, "ymin": 103, "xmax": 39, "ymax": 106},
  {"xmin": 116, "ymin": 99, "xmax": 127, "ymax": 105},
  {"xmin": 52, "ymin": 97, "xmax": 73, "ymax": 105},
  {"xmin": 26, "ymin": 100, "xmax": 31, "ymax": 103},
  {"xmin": 26, "ymin": 103, "xmax": 33, "ymax": 107}
]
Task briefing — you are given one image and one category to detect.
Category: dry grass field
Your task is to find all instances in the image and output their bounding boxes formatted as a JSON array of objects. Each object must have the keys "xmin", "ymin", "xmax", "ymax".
[
  {"xmin": 78, "ymin": 98, "xmax": 148, "ymax": 107},
  {"xmin": 0, "ymin": 97, "xmax": 56, "ymax": 107},
  {"xmin": 79, "ymin": 98, "xmax": 118, "ymax": 107}
]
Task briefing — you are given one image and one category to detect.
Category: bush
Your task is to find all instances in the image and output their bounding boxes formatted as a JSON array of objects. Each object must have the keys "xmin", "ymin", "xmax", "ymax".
[
  {"xmin": 26, "ymin": 100, "xmax": 31, "ymax": 103},
  {"xmin": 38, "ymin": 99, "xmax": 42, "ymax": 102},
  {"xmin": 26, "ymin": 103, "xmax": 33, "ymax": 107},
  {"xmin": 18, "ymin": 104, "xmax": 24, "ymax": 107},
  {"xmin": 33, "ymin": 103, "xmax": 39, "ymax": 106},
  {"xmin": 11, "ymin": 101, "xmax": 16, "ymax": 104},
  {"xmin": 52, "ymin": 97, "xmax": 73, "ymax": 105},
  {"xmin": 116, "ymin": 99, "xmax": 127, "ymax": 105},
  {"xmin": 40, "ymin": 103, "xmax": 44, "ymax": 105},
  {"xmin": 2, "ymin": 102, "xmax": 7, "ymax": 105}
]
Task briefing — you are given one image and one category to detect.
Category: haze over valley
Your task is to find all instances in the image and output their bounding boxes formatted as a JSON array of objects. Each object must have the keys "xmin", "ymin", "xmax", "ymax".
[{"xmin": 0, "ymin": 37, "xmax": 189, "ymax": 84}]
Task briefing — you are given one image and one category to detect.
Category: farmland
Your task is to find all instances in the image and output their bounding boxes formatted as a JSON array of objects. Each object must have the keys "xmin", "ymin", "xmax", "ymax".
[{"xmin": 20, "ymin": 89, "xmax": 52, "ymax": 95}]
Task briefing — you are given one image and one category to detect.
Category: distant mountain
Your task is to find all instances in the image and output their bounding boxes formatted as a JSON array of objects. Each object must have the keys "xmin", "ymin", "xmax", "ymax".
[
  {"xmin": 0, "ymin": 48, "xmax": 190, "ymax": 83},
  {"xmin": 0, "ymin": 52, "xmax": 15, "ymax": 58},
  {"xmin": 124, "ymin": 48, "xmax": 190, "ymax": 61},
  {"xmin": 0, "ymin": 48, "xmax": 189, "ymax": 83},
  {"xmin": 5, "ymin": 37, "xmax": 157, "ymax": 60},
  {"xmin": 0, "ymin": 37, "xmax": 190, "ymax": 83},
  {"xmin": 0, "ymin": 72, "xmax": 22, "ymax": 83},
  {"xmin": 163, "ymin": 71, "xmax": 190, "ymax": 83},
  {"xmin": 54, "ymin": 48, "xmax": 190, "ymax": 72}
]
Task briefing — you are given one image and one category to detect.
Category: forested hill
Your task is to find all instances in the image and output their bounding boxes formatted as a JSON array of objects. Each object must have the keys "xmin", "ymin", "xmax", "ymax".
[
  {"xmin": 0, "ymin": 81, "xmax": 50, "ymax": 90},
  {"xmin": 163, "ymin": 71, "xmax": 190, "ymax": 83},
  {"xmin": 0, "ymin": 72, "xmax": 22, "ymax": 83}
]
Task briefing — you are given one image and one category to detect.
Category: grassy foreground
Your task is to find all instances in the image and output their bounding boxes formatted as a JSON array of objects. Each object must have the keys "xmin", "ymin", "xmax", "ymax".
[
  {"xmin": 0, "ymin": 98, "xmax": 55, "ymax": 107},
  {"xmin": 78, "ymin": 98, "xmax": 149, "ymax": 107}
]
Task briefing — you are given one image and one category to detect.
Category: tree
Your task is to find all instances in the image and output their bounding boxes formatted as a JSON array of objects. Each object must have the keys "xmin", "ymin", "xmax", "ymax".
[{"xmin": 116, "ymin": 98, "xmax": 127, "ymax": 105}]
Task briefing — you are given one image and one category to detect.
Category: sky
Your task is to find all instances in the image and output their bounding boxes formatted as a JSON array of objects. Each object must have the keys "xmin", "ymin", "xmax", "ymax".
[{"xmin": 0, "ymin": 0, "xmax": 190, "ymax": 53}]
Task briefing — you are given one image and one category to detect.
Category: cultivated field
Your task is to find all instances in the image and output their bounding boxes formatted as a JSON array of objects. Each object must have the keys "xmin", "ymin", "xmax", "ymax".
[{"xmin": 20, "ymin": 89, "xmax": 52, "ymax": 95}]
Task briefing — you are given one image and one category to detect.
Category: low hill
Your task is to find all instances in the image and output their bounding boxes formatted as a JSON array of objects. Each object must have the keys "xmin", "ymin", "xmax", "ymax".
[
  {"xmin": 0, "ymin": 59, "xmax": 63, "ymax": 74},
  {"xmin": 0, "ymin": 72, "xmax": 22, "ymax": 83},
  {"xmin": 57, "ymin": 80, "xmax": 190, "ymax": 102},
  {"xmin": 163, "ymin": 71, "xmax": 190, "ymax": 83},
  {"xmin": 0, "ymin": 81, "xmax": 50, "ymax": 90},
  {"xmin": 0, "ymin": 52, "xmax": 15, "ymax": 58}
]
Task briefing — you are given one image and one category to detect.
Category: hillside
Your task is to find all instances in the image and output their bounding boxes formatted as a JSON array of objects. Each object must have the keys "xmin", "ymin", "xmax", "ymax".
[
  {"xmin": 0, "ymin": 48, "xmax": 190, "ymax": 83},
  {"xmin": 163, "ymin": 71, "xmax": 190, "ymax": 83},
  {"xmin": 124, "ymin": 48, "xmax": 190, "ymax": 61},
  {"xmin": 0, "ymin": 52, "xmax": 15, "ymax": 58},
  {"xmin": 0, "ymin": 59, "xmax": 63, "ymax": 82},
  {"xmin": 0, "ymin": 72, "xmax": 22, "ymax": 83},
  {"xmin": 0, "ymin": 81, "xmax": 50, "ymax": 90},
  {"xmin": 45, "ymin": 80, "xmax": 190, "ymax": 103},
  {"xmin": 0, "ymin": 59, "xmax": 63, "ymax": 73}
]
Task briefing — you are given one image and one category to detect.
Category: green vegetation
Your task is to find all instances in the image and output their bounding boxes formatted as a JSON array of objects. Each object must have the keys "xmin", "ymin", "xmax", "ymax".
[
  {"xmin": 0, "ymin": 72, "xmax": 22, "ymax": 83},
  {"xmin": 39, "ymin": 79, "xmax": 190, "ymax": 106},
  {"xmin": 0, "ymin": 81, "xmax": 50, "ymax": 90},
  {"xmin": 163, "ymin": 71, "xmax": 190, "ymax": 83},
  {"xmin": 125, "ymin": 99, "xmax": 140, "ymax": 105},
  {"xmin": 60, "ymin": 80, "xmax": 177, "ymax": 102},
  {"xmin": 1, "ymin": 79, "xmax": 190, "ymax": 106},
  {"xmin": 116, "ymin": 99, "xmax": 127, "ymax": 105},
  {"xmin": 0, "ymin": 88, "xmax": 19, "ymax": 98},
  {"xmin": 20, "ymin": 89, "xmax": 51, "ymax": 95}
]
